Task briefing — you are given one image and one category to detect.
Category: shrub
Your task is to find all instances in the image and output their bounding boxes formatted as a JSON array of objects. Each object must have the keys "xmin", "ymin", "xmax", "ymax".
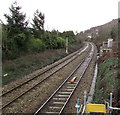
[
  {"xmin": 27, "ymin": 38, "xmax": 45, "ymax": 52},
  {"xmin": 57, "ymin": 37, "xmax": 65, "ymax": 48},
  {"xmin": 3, "ymin": 39, "xmax": 19, "ymax": 60}
]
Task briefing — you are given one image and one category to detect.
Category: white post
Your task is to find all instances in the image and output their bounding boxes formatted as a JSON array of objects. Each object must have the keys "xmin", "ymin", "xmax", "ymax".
[
  {"xmin": 81, "ymin": 90, "xmax": 87, "ymax": 114},
  {"xmin": 109, "ymin": 92, "xmax": 113, "ymax": 114},
  {"xmin": 84, "ymin": 90, "xmax": 87, "ymax": 106},
  {"xmin": 83, "ymin": 90, "xmax": 87, "ymax": 114},
  {"xmin": 110, "ymin": 93, "xmax": 112, "ymax": 107},
  {"xmin": 66, "ymin": 37, "xmax": 68, "ymax": 54}
]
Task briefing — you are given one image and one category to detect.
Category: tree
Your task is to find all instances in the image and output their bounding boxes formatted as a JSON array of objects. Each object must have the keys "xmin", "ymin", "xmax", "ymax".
[
  {"xmin": 32, "ymin": 9, "xmax": 45, "ymax": 31},
  {"xmin": 60, "ymin": 31, "xmax": 76, "ymax": 44},
  {"xmin": 4, "ymin": 2, "xmax": 28, "ymax": 38},
  {"xmin": 32, "ymin": 10, "xmax": 45, "ymax": 38},
  {"xmin": 3, "ymin": 2, "xmax": 29, "ymax": 59}
]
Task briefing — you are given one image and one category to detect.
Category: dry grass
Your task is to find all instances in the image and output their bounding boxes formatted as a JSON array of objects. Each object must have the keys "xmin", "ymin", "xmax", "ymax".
[{"xmin": 2, "ymin": 43, "xmax": 83, "ymax": 85}]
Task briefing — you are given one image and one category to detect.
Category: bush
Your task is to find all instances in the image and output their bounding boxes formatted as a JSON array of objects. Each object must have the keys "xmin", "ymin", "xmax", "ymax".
[
  {"xmin": 14, "ymin": 33, "xmax": 26, "ymax": 50},
  {"xmin": 57, "ymin": 37, "xmax": 65, "ymax": 48},
  {"xmin": 3, "ymin": 39, "xmax": 19, "ymax": 60},
  {"xmin": 27, "ymin": 38, "xmax": 45, "ymax": 52},
  {"xmin": 93, "ymin": 57, "xmax": 118, "ymax": 104},
  {"xmin": 45, "ymin": 37, "xmax": 66, "ymax": 49}
]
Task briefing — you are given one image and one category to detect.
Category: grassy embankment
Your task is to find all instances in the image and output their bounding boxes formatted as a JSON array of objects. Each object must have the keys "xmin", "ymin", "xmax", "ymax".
[
  {"xmin": 2, "ymin": 43, "xmax": 83, "ymax": 85},
  {"xmin": 93, "ymin": 51, "xmax": 120, "ymax": 109}
]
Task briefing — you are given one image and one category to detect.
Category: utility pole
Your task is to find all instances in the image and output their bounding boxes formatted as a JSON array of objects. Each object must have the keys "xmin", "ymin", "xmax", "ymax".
[{"xmin": 66, "ymin": 37, "xmax": 68, "ymax": 54}]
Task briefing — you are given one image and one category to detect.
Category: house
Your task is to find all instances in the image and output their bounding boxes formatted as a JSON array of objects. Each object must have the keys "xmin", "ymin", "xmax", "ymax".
[{"xmin": 100, "ymin": 38, "xmax": 113, "ymax": 56}]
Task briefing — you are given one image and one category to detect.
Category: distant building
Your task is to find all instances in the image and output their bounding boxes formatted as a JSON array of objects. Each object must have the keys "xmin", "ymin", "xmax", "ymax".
[
  {"xmin": 103, "ymin": 41, "xmax": 108, "ymax": 47},
  {"xmin": 100, "ymin": 38, "xmax": 113, "ymax": 56},
  {"xmin": 100, "ymin": 47, "xmax": 112, "ymax": 55},
  {"xmin": 108, "ymin": 38, "xmax": 113, "ymax": 47}
]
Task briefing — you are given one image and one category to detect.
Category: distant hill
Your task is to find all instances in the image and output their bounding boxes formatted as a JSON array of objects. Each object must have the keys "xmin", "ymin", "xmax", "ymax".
[
  {"xmin": 77, "ymin": 19, "xmax": 118, "ymax": 45},
  {"xmin": 0, "ymin": 23, "xmax": 2, "ymax": 37},
  {"xmin": 90, "ymin": 19, "xmax": 117, "ymax": 32},
  {"xmin": 0, "ymin": 23, "xmax": 1, "ymax": 28}
]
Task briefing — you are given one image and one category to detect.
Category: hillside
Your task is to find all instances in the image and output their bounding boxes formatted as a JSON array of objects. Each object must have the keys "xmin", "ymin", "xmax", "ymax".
[
  {"xmin": 93, "ymin": 53, "xmax": 120, "ymax": 114},
  {"xmin": 0, "ymin": 23, "xmax": 2, "ymax": 37},
  {"xmin": 77, "ymin": 19, "xmax": 118, "ymax": 48},
  {"xmin": 86, "ymin": 19, "xmax": 119, "ymax": 113},
  {"xmin": 76, "ymin": 19, "xmax": 119, "ymax": 113}
]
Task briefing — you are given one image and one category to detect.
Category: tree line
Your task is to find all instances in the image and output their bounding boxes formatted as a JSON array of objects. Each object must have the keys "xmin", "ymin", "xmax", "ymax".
[{"xmin": 1, "ymin": 2, "xmax": 76, "ymax": 60}]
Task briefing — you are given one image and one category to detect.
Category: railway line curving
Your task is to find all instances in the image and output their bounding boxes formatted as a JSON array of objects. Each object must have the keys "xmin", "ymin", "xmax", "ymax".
[
  {"xmin": 33, "ymin": 43, "xmax": 96, "ymax": 115},
  {"xmin": 2, "ymin": 42, "xmax": 93, "ymax": 113}
]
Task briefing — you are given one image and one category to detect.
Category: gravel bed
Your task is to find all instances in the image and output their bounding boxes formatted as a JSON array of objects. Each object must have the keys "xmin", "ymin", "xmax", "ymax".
[
  {"xmin": 2, "ymin": 44, "xmax": 86, "ymax": 94},
  {"xmin": 2, "ymin": 45, "xmax": 91, "ymax": 113},
  {"xmin": 63, "ymin": 45, "xmax": 97, "ymax": 113},
  {"xmin": 2, "ymin": 47, "xmax": 85, "ymax": 106}
]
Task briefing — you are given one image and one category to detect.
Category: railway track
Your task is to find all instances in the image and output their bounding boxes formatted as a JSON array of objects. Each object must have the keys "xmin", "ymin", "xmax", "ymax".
[
  {"xmin": 34, "ymin": 43, "xmax": 95, "ymax": 115},
  {"xmin": 2, "ymin": 42, "xmax": 90, "ymax": 111}
]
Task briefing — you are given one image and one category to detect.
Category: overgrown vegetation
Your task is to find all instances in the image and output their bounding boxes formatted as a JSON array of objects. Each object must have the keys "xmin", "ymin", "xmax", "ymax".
[
  {"xmin": 2, "ymin": 49, "xmax": 65, "ymax": 85},
  {"xmin": 91, "ymin": 19, "xmax": 119, "ymax": 110},
  {"xmin": 1, "ymin": 2, "xmax": 82, "ymax": 85},
  {"xmin": 2, "ymin": 44, "xmax": 82, "ymax": 85},
  {"xmin": 93, "ymin": 54, "xmax": 120, "ymax": 111},
  {"xmin": 1, "ymin": 2, "xmax": 77, "ymax": 61}
]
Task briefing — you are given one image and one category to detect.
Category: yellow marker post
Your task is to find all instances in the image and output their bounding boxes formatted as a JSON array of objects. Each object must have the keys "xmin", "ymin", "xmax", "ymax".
[{"xmin": 86, "ymin": 104, "xmax": 106, "ymax": 113}]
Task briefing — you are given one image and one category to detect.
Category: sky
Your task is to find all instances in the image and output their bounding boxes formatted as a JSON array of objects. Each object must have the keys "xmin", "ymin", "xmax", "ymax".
[{"xmin": 0, "ymin": 0, "xmax": 119, "ymax": 33}]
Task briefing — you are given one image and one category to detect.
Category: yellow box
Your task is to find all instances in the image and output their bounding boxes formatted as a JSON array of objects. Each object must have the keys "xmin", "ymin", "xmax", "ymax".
[{"xmin": 86, "ymin": 104, "xmax": 106, "ymax": 113}]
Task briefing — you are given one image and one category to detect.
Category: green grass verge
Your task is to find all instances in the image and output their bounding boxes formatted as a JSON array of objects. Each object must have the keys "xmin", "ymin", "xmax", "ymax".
[
  {"xmin": 2, "ymin": 50, "xmax": 66, "ymax": 85},
  {"xmin": 93, "ymin": 57, "xmax": 119, "ymax": 104},
  {"xmin": 2, "ymin": 43, "xmax": 83, "ymax": 85}
]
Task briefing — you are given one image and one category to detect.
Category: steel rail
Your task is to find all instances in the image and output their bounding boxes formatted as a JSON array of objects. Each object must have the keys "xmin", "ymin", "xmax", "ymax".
[
  {"xmin": 1, "ymin": 43, "xmax": 88, "ymax": 97},
  {"xmin": 59, "ymin": 43, "xmax": 95, "ymax": 115},
  {"xmin": 59, "ymin": 44, "xmax": 94, "ymax": 115},
  {"xmin": 34, "ymin": 43, "xmax": 95, "ymax": 115},
  {"xmin": 81, "ymin": 43, "xmax": 97, "ymax": 115},
  {"xmin": 1, "ymin": 43, "xmax": 90, "ymax": 110},
  {"xmin": 34, "ymin": 58, "xmax": 85, "ymax": 115}
]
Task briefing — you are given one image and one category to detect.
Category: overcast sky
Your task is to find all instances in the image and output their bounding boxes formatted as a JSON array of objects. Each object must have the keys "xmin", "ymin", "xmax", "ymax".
[{"xmin": 0, "ymin": 0, "xmax": 119, "ymax": 32}]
